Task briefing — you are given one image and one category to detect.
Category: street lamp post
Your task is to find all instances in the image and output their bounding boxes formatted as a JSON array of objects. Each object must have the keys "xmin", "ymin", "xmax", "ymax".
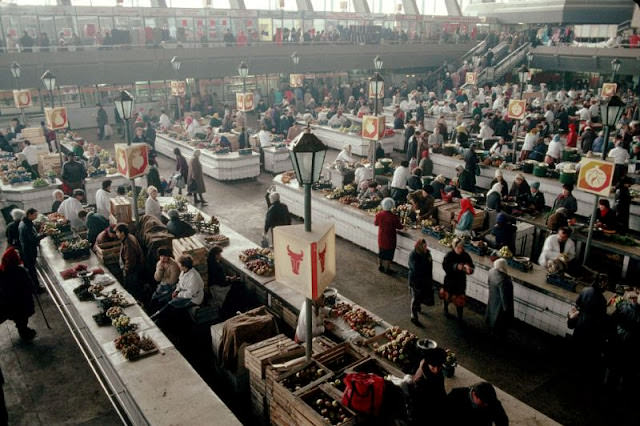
[
  {"xmin": 238, "ymin": 61, "xmax": 249, "ymax": 149},
  {"xmin": 10, "ymin": 62, "xmax": 27, "ymax": 125},
  {"xmin": 291, "ymin": 51, "xmax": 299, "ymax": 74},
  {"xmin": 40, "ymin": 69, "xmax": 63, "ymax": 165},
  {"xmin": 611, "ymin": 58, "xmax": 621, "ymax": 83},
  {"xmin": 115, "ymin": 90, "xmax": 140, "ymax": 223},
  {"xmin": 370, "ymin": 56, "xmax": 384, "ymax": 177},
  {"xmin": 515, "ymin": 64, "xmax": 529, "ymax": 161},
  {"xmin": 170, "ymin": 56, "xmax": 182, "ymax": 121},
  {"xmin": 289, "ymin": 127, "xmax": 328, "ymax": 360},
  {"xmin": 526, "ymin": 51, "xmax": 534, "ymax": 68},
  {"xmin": 583, "ymin": 95, "xmax": 625, "ymax": 264}
]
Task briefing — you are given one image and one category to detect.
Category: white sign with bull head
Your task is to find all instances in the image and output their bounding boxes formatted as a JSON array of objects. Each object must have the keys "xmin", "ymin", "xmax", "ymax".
[{"xmin": 273, "ymin": 223, "xmax": 336, "ymax": 300}]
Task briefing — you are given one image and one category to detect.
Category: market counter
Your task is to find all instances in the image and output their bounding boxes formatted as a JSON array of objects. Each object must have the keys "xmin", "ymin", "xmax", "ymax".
[
  {"xmin": 1, "ymin": 179, "xmax": 62, "ymax": 214},
  {"xmin": 429, "ymin": 152, "xmax": 640, "ymax": 232},
  {"xmin": 37, "ymin": 237, "xmax": 241, "ymax": 425},
  {"xmin": 155, "ymin": 134, "xmax": 260, "ymax": 181},
  {"xmin": 273, "ymin": 173, "xmax": 574, "ymax": 337},
  {"xmin": 263, "ymin": 146, "xmax": 292, "ymax": 174},
  {"xmin": 84, "ymin": 173, "xmax": 130, "ymax": 205},
  {"xmin": 301, "ymin": 122, "xmax": 395, "ymax": 157}
]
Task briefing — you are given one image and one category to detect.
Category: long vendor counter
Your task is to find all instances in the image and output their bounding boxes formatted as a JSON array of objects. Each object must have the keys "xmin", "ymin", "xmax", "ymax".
[
  {"xmin": 429, "ymin": 152, "xmax": 640, "ymax": 232},
  {"xmin": 273, "ymin": 173, "xmax": 575, "ymax": 337},
  {"xmin": 343, "ymin": 114, "xmax": 405, "ymax": 151},
  {"xmin": 174, "ymin": 199, "xmax": 558, "ymax": 425},
  {"xmin": 1, "ymin": 179, "xmax": 62, "ymax": 214},
  {"xmin": 155, "ymin": 134, "xmax": 260, "ymax": 181},
  {"xmin": 36, "ymin": 236, "xmax": 241, "ymax": 425},
  {"xmin": 302, "ymin": 123, "xmax": 396, "ymax": 157},
  {"xmin": 263, "ymin": 146, "xmax": 292, "ymax": 174},
  {"xmin": 85, "ymin": 173, "xmax": 130, "ymax": 205}
]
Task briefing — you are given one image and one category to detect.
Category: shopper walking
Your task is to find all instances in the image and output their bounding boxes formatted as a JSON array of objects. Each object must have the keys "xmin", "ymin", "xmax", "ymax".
[
  {"xmin": 0, "ymin": 246, "xmax": 36, "ymax": 341},
  {"xmin": 263, "ymin": 192, "xmax": 291, "ymax": 246},
  {"xmin": 187, "ymin": 149, "xmax": 207, "ymax": 205},
  {"xmin": 486, "ymin": 258, "xmax": 514, "ymax": 335},
  {"xmin": 408, "ymin": 238, "xmax": 434, "ymax": 326},
  {"xmin": 96, "ymin": 103, "xmax": 108, "ymax": 140},
  {"xmin": 374, "ymin": 198, "xmax": 403, "ymax": 275},
  {"xmin": 441, "ymin": 238, "xmax": 474, "ymax": 320},
  {"xmin": 18, "ymin": 208, "xmax": 44, "ymax": 293},
  {"xmin": 174, "ymin": 148, "xmax": 188, "ymax": 195}
]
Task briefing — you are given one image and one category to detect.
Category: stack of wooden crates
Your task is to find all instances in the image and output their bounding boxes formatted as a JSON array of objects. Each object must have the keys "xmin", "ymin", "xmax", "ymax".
[
  {"xmin": 172, "ymin": 236, "xmax": 208, "ymax": 286},
  {"xmin": 437, "ymin": 202, "xmax": 459, "ymax": 230},
  {"xmin": 110, "ymin": 197, "xmax": 132, "ymax": 224},
  {"xmin": 37, "ymin": 154, "xmax": 61, "ymax": 177},
  {"xmin": 244, "ymin": 334, "xmax": 305, "ymax": 422},
  {"xmin": 93, "ymin": 240, "xmax": 121, "ymax": 266},
  {"xmin": 21, "ymin": 127, "xmax": 46, "ymax": 145}
]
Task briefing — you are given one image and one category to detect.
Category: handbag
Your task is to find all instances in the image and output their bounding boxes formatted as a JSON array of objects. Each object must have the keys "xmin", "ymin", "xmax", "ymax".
[
  {"xmin": 567, "ymin": 306, "xmax": 580, "ymax": 329},
  {"xmin": 188, "ymin": 178, "xmax": 198, "ymax": 193},
  {"xmin": 341, "ymin": 373, "xmax": 385, "ymax": 416}
]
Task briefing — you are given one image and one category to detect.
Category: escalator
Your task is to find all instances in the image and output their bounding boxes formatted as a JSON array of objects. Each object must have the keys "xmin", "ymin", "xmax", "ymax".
[{"xmin": 477, "ymin": 42, "xmax": 531, "ymax": 86}]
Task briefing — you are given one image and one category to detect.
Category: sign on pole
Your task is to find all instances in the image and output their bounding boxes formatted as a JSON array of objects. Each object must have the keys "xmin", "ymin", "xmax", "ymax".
[
  {"xmin": 577, "ymin": 158, "xmax": 614, "ymax": 196},
  {"xmin": 290, "ymin": 74, "xmax": 304, "ymax": 88},
  {"xmin": 506, "ymin": 99, "xmax": 526, "ymax": 120},
  {"xmin": 465, "ymin": 72, "xmax": 477, "ymax": 86},
  {"xmin": 170, "ymin": 80, "xmax": 186, "ymax": 97},
  {"xmin": 362, "ymin": 115, "xmax": 385, "ymax": 141},
  {"xmin": 115, "ymin": 143, "xmax": 149, "ymax": 179},
  {"xmin": 44, "ymin": 107, "xmax": 69, "ymax": 130},
  {"xmin": 273, "ymin": 223, "xmax": 336, "ymax": 300},
  {"xmin": 368, "ymin": 80, "xmax": 384, "ymax": 99},
  {"xmin": 235, "ymin": 92, "xmax": 254, "ymax": 112},
  {"xmin": 13, "ymin": 90, "xmax": 32, "ymax": 108},
  {"xmin": 601, "ymin": 83, "xmax": 617, "ymax": 97}
]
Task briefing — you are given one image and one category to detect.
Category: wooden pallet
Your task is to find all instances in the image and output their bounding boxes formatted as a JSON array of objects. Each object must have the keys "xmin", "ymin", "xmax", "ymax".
[
  {"xmin": 21, "ymin": 127, "xmax": 44, "ymax": 138},
  {"xmin": 271, "ymin": 360, "xmax": 332, "ymax": 421},
  {"xmin": 453, "ymin": 208, "xmax": 486, "ymax": 230},
  {"xmin": 312, "ymin": 336, "xmax": 338, "ymax": 356},
  {"xmin": 110, "ymin": 197, "xmax": 132, "ymax": 224},
  {"xmin": 172, "ymin": 236, "xmax": 207, "ymax": 264},
  {"xmin": 437, "ymin": 202, "xmax": 459, "ymax": 227}
]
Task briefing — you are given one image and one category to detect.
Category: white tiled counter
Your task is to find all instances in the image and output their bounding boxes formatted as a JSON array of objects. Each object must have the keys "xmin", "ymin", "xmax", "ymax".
[
  {"xmin": 263, "ymin": 146, "xmax": 292, "ymax": 174},
  {"xmin": 0, "ymin": 179, "xmax": 62, "ymax": 214},
  {"xmin": 273, "ymin": 173, "xmax": 575, "ymax": 337},
  {"xmin": 344, "ymin": 114, "xmax": 405, "ymax": 152},
  {"xmin": 303, "ymin": 123, "xmax": 395, "ymax": 156},
  {"xmin": 155, "ymin": 134, "xmax": 260, "ymax": 181},
  {"xmin": 84, "ymin": 174, "xmax": 129, "ymax": 205}
]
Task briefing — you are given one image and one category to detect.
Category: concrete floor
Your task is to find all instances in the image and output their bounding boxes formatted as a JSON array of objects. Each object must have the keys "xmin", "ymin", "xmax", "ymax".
[{"xmin": 1, "ymin": 128, "xmax": 635, "ymax": 425}]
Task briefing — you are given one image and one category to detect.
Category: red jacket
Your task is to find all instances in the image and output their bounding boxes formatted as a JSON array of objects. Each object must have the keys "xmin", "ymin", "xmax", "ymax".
[
  {"xmin": 374, "ymin": 211, "xmax": 402, "ymax": 250},
  {"xmin": 567, "ymin": 124, "xmax": 578, "ymax": 148}
]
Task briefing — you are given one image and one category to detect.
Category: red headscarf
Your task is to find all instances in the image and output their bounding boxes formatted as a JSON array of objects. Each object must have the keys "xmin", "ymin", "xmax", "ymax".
[
  {"xmin": 457, "ymin": 198, "xmax": 476, "ymax": 222},
  {"xmin": 421, "ymin": 150, "xmax": 429, "ymax": 159},
  {"xmin": 0, "ymin": 246, "xmax": 22, "ymax": 272}
]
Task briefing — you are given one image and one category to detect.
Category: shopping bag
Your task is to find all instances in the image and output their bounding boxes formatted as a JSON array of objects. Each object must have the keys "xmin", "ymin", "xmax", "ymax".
[
  {"xmin": 104, "ymin": 124, "xmax": 113, "ymax": 137},
  {"xmin": 341, "ymin": 373, "xmax": 385, "ymax": 416}
]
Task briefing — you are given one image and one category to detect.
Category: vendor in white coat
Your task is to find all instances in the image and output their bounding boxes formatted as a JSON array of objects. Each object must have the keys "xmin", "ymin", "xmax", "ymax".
[
  {"xmin": 336, "ymin": 144, "xmax": 355, "ymax": 163},
  {"xmin": 489, "ymin": 137, "xmax": 510, "ymax": 157},
  {"xmin": 95, "ymin": 179, "xmax": 113, "ymax": 218},
  {"xmin": 545, "ymin": 134, "xmax": 563, "ymax": 166},
  {"xmin": 58, "ymin": 189, "xmax": 85, "ymax": 229},
  {"xmin": 295, "ymin": 294, "xmax": 333, "ymax": 343},
  {"xmin": 538, "ymin": 227, "xmax": 576, "ymax": 267},
  {"xmin": 173, "ymin": 255, "xmax": 204, "ymax": 306},
  {"xmin": 144, "ymin": 185, "xmax": 163, "ymax": 220}
]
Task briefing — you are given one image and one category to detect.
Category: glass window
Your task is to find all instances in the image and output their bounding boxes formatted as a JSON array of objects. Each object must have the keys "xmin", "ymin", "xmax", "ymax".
[
  {"xmin": 113, "ymin": 17, "xmax": 135, "ymax": 45},
  {"xmin": 79, "ymin": 86, "xmax": 98, "ymax": 108},
  {"xmin": 98, "ymin": 16, "xmax": 114, "ymax": 44},
  {"xmin": 129, "ymin": 16, "xmax": 145, "ymax": 46},
  {"xmin": 76, "ymin": 16, "xmax": 99, "ymax": 46},
  {"xmin": 134, "ymin": 81, "xmax": 151, "ymax": 103},
  {"xmin": 149, "ymin": 81, "xmax": 169, "ymax": 102},
  {"xmin": 37, "ymin": 16, "xmax": 56, "ymax": 50},
  {"xmin": 54, "ymin": 16, "xmax": 77, "ymax": 48},
  {"xmin": 58, "ymin": 85, "xmax": 81, "ymax": 107},
  {"xmin": 177, "ymin": 17, "xmax": 195, "ymax": 42}
]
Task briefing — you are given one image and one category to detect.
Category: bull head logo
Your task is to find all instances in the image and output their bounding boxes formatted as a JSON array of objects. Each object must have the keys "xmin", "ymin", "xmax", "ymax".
[
  {"xmin": 287, "ymin": 245, "xmax": 304, "ymax": 275},
  {"xmin": 318, "ymin": 245, "xmax": 327, "ymax": 273}
]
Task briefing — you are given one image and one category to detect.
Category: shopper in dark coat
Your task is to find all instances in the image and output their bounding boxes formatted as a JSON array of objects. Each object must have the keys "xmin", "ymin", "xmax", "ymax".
[
  {"xmin": 188, "ymin": 149, "xmax": 207, "ymax": 205},
  {"xmin": 486, "ymin": 258, "xmax": 514, "ymax": 334},
  {"xmin": 614, "ymin": 176, "xmax": 632, "ymax": 233},
  {"xmin": 115, "ymin": 223, "xmax": 145, "ymax": 302},
  {"xmin": 0, "ymin": 246, "xmax": 36, "ymax": 341},
  {"xmin": 5, "ymin": 208, "xmax": 24, "ymax": 248},
  {"xmin": 606, "ymin": 291, "xmax": 640, "ymax": 392},
  {"xmin": 407, "ymin": 348, "xmax": 447, "ymax": 425},
  {"xmin": 166, "ymin": 209, "xmax": 195, "ymax": 239},
  {"xmin": 264, "ymin": 192, "xmax": 291, "ymax": 244},
  {"xmin": 446, "ymin": 382, "xmax": 509, "ymax": 426},
  {"xmin": 408, "ymin": 238, "xmax": 433, "ymax": 326},
  {"xmin": 174, "ymin": 147, "xmax": 189, "ymax": 195},
  {"xmin": 442, "ymin": 238, "xmax": 474, "ymax": 320},
  {"xmin": 18, "ymin": 208, "xmax": 43, "ymax": 293},
  {"xmin": 572, "ymin": 275, "xmax": 607, "ymax": 377},
  {"xmin": 78, "ymin": 210, "xmax": 109, "ymax": 246},
  {"xmin": 61, "ymin": 154, "xmax": 87, "ymax": 193}
]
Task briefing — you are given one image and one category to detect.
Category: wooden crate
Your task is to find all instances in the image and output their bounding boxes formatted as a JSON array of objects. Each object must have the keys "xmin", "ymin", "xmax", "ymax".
[
  {"xmin": 350, "ymin": 356, "xmax": 404, "ymax": 378},
  {"xmin": 437, "ymin": 203, "xmax": 458, "ymax": 227},
  {"xmin": 312, "ymin": 342, "xmax": 367, "ymax": 374},
  {"xmin": 172, "ymin": 236, "xmax": 207, "ymax": 264},
  {"xmin": 37, "ymin": 153, "xmax": 61, "ymax": 176},
  {"xmin": 271, "ymin": 360, "xmax": 333, "ymax": 418},
  {"xmin": 270, "ymin": 401, "xmax": 296, "ymax": 426},
  {"xmin": 282, "ymin": 304, "xmax": 298, "ymax": 331},
  {"xmin": 28, "ymin": 135, "xmax": 47, "ymax": 145},
  {"xmin": 110, "ymin": 197, "xmax": 132, "ymax": 224},
  {"xmin": 453, "ymin": 209, "xmax": 486, "ymax": 230},
  {"xmin": 312, "ymin": 336, "xmax": 338, "ymax": 356},
  {"xmin": 245, "ymin": 334, "xmax": 304, "ymax": 380},
  {"xmin": 93, "ymin": 240, "xmax": 121, "ymax": 265},
  {"xmin": 292, "ymin": 385, "xmax": 357, "ymax": 426},
  {"xmin": 21, "ymin": 127, "xmax": 44, "ymax": 138}
]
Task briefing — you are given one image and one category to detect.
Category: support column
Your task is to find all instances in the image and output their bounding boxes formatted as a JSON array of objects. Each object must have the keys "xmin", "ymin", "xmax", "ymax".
[
  {"xmin": 443, "ymin": 0, "xmax": 462, "ymax": 16},
  {"xmin": 229, "ymin": 0, "xmax": 246, "ymax": 9},
  {"xmin": 402, "ymin": 0, "xmax": 419, "ymax": 15},
  {"xmin": 296, "ymin": 0, "xmax": 314, "ymax": 11},
  {"xmin": 352, "ymin": 0, "xmax": 371, "ymax": 13}
]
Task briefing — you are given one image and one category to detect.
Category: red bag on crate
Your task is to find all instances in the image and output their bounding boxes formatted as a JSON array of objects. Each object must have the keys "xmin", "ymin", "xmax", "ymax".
[{"xmin": 341, "ymin": 373, "xmax": 385, "ymax": 416}]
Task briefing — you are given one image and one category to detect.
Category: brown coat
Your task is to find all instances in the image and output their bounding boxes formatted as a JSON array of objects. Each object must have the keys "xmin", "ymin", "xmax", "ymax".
[
  {"xmin": 153, "ymin": 258, "xmax": 180, "ymax": 285},
  {"xmin": 120, "ymin": 234, "xmax": 144, "ymax": 274},
  {"xmin": 188, "ymin": 156, "xmax": 206, "ymax": 194}
]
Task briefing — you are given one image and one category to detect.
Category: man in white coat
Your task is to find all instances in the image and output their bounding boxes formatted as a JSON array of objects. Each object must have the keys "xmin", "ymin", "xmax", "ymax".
[
  {"xmin": 539, "ymin": 227, "xmax": 576, "ymax": 267},
  {"xmin": 95, "ymin": 179, "xmax": 113, "ymax": 218},
  {"xmin": 58, "ymin": 189, "xmax": 85, "ymax": 229}
]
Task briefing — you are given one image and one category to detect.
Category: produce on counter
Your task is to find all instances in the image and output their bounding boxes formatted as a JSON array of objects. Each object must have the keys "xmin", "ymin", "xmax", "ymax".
[
  {"xmin": 32, "ymin": 178, "xmax": 49, "ymax": 188},
  {"xmin": 58, "ymin": 239, "xmax": 90, "ymax": 253},
  {"xmin": 304, "ymin": 391, "xmax": 353, "ymax": 425},
  {"xmin": 373, "ymin": 326, "xmax": 418, "ymax": 368},
  {"xmin": 498, "ymin": 246, "xmax": 513, "ymax": 258},
  {"xmin": 333, "ymin": 302, "xmax": 353, "ymax": 317},
  {"xmin": 245, "ymin": 259, "xmax": 274, "ymax": 276},
  {"xmin": 342, "ymin": 308, "xmax": 378, "ymax": 337},
  {"xmin": 106, "ymin": 306, "xmax": 123, "ymax": 319}
]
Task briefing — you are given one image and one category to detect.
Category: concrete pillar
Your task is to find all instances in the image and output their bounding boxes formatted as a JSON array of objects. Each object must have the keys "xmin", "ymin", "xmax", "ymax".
[
  {"xmin": 402, "ymin": 0, "xmax": 419, "ymax": 15},
  {"xmin": 352, "ymin": 0, "xmax": 371, "ymax": 13},
  {"xmin": 443, "ymin": 0, "xmax": 462, "ymax": 16},
  {"xmin": 229, "ymin": 0, "xmax": 246, "ymax": 9},
  {"xmin": 296, "ymin": 0, "xmax": 314, "ymax": 11}
]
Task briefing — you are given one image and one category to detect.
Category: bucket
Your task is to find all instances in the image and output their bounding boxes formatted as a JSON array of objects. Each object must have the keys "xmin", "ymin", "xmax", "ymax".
[
  {"xmin": 322, "ymin": 287, "xmax": 338, "ymax": 307},
  {"xmin": 533, "ymin": 164, "xmax": 548, "ymax": 177},
  {"xmin": 559, "ymin": 170, "xmax": 576, "ymax": 185},
  {"xmin": 416, "ymin": 338, "xmax": 438, "ymax": 357},
  {"xmin": 522, "ymin": 162, "xmax": 534, "ymax": 173}
]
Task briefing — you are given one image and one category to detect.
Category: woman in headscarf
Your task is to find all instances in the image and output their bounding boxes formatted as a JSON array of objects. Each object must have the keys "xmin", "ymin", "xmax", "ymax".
[
  {"xmin": 374, "ymin": 198, "xmax": 403, "ymax": 275},
  {"xmin": 188, "ymin": 150, "xmax": 207, "ymax": 205},
  {"xmin": 430, "ymin": 175, "xmax": 446, "ymax": 199},
  {"xmin": 520, "ymin": 127, "xmax": 539, "ymax": 161},
  {"xmin": 453, "ymin": 198, "xmax": 475, "ymax": 238},
  {"xmin": 508, "ymin": 173, "xmax": 531, "ymax": 207},
  {"xmin": 0, "ymin": 246, "xmax": 36, "ymax": 341},
  {"xmin": 408, "ymin": 238, "xmax": 433, "ymax": 326},
  {"xmin": 418, "ymin": 150, "xmax": 433, "ymax": 176},
  {"xmin": 486, "ymin": 182, "xmax": 503, "ymax": 211},
  {"xmin": 489, "ymin": 169, "xmax": 508, "ymax": 199},
  {"xmin": 336, "ymin": 144, "xmax": 355, "ymax": 163},
  {"xmin": 486, "ymin": 258, "xmax": 514, "ymax": 335},
  {"xmin": 441, "ymin": 238, "xmax": 474, "ymax": 320},
  {"xmin": 144, "ymin": 185, "xmax": 163, "ymax": 220}
]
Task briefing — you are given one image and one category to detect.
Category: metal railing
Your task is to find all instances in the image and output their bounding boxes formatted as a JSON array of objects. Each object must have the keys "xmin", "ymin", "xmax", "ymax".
[{"xmin": 477, "ymin": 42, "xmax": 530, "ymax": 85}]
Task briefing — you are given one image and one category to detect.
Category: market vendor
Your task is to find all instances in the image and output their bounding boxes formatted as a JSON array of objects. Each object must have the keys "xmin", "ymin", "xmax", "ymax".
[
  {"xmin": 456, "ymin": 165, "xmax": 475, "ymax": 193},
  {"xmin": 404, "ymin": 347, "xmax": 447, "ymax": 424},
  {"xmin": 526, "ymin": 182, "xmax": 545, "ymax": 213},
  {"xmin": 607, "ymin": 139, "xmax": 630, "ymax": 185},
  {"xmin": 61, "ymin": 154, "xmax": 86, "ymax": 194},
  {"xmin": 408, "ymin": 167, "xmax": 423, "ymax": 191},
  {"xmin": 545, "ymin": 134, "xmax": 563, "ymax": 166},
  {"xmin": 546, "ymin": 207, "xmax": 569, "ymax": 232},
  {"xmin": 294, "ymin": 293, "xmax": 333, "ymax": 343},
  {"xmin": 95, "ymin": 224, "xmax": 118, "ymax": 246},
  {"xmin": 520, "ymin": 127, "xmax": 539, "ymax": 161},
  {"xmin": 78, "ymin": 210, "xmax": 109, "ymax": 246},
  {"xmin": 335, "ymin": 144, "xmax": 355, "ymax": 163},
  {"xmin": 486, "ymin": 182, "xmax": 503, "ymax": 211},
  {"xmin": 407, "ymin": 189, "xmax": 435, "ymax": 221},
  {"xmin": 359, "ymin": 181, "xmax": 383, "ymax": 202},
  {"xmin": 489, "ymin": 137, "xmax": 510, "ymax": 157},
  {"xmin": 614, "ymin": 176, "xmax": 632, "ymax": 233},
  {"xmin": 166, "ymin": 209, "xmax": 195, "ymax": 238},
  {"xmin": 539, "ymin": 226, "xmax": 575, "ymax": 267},
  {"xmin": 58, "ymin": 189, "xmax": 85, "ymax": 229},
  {"xmin": 151, "ymin": 255, "xmax": 205, "ymax": 324},
  {"xmin": 508, "ymin": 173, "xmax": 531, "ymax": 207},
  {"xmin": 595, "ymin": 199, "xmax": 617, "ymax": 231},
  {"xmin": 209, "ymin": 113, "xmax": 222, "ymax": 128},
  {"xmin": 354, "ymin": 163, "xmax": 373, "ymax": 191},
  {"xmin": 72, "ymin": 140, "xmax": 85, "ymax": 159},
  {"xmin": 452, "ymin": 198, "xmax": 475, "ymax": 238},
  {"xmin": 486, "ymin": 213, "xmax": 516, "ymax": 252},
  {"xmin": 390, "ymin": 161, "xmax": 411, "ymax": 204},
  {"xmin": 151, "ymin": 248, "xmax": 180, "ymax": 310},
  {"xmin": 552, "ymin": 184, "xmax": 577, "ymax": 217},
  {"xmin": 115, "ymin": 223, "xmax": 145, "ymax": 302},
  {"xmin": 431, "ymin": 175, "xmax": 446, "ymax": 199},
  {"xmin": 144, "ymin": 186, "xmax": 163, "ymax": 221},
  {"xmin": 446, "ymin": 382, "xmax": 508, "ymax": 426},
  {"xmin": 328, "ymin": 109, "xmax": 349, "ymax": 128},
  {"xmin": 16, "ymin": 153, "xmax": 38, "ymax": 179}
]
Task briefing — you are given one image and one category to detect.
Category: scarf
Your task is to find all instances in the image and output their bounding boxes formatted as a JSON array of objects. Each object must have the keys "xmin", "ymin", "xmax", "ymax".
[
  {"xmin": 486, "ymin": 182, "xmax": 503, "ymax": 199},
  {"xmin": 457, "ymin": 198, "xmax": 476, "ymax": 222},
  {"xmin": 0, "ymin": 246, "xmax": 22, "ymax": 272}
]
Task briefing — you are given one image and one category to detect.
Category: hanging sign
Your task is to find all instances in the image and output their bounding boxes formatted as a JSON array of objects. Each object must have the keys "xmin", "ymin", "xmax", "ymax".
[
  {"xmin": 273, "ymin": 224, "xmax": 336, "ymax": 300},
  {"xmin": 115, "ymin": 143, "xmax": 149, "ymax": 179},
  {"xmin": 577, "ymin": 158, "xmax": 614, "ymax": 197},
  {"xmin": 506, "ymin": 99, "xmax": 526, "ymax": 120},
  {"xmin": 465, "ymin": 72, "xmax": 477, "ymax": 86},
  {"xmin": 290, "ymin": 73, "xmax": 304, "ymax": 88},
  {"xmin": 362, "ymin": 115, "xmax": 385, "ymax": 141},
  {"xmin": 170, "ymin": 80, "xmax": 186, "ymax": 97},
  {"xmin": 44, "ymin": 107, "xmax": 69, "ymax": 130},
  {"xmin": 368, "ymin": 79, "xmax": 385, "ymax": 99},
  {"xmin": 13, "ymin": 90, "xmax": 32, "ymax": 108},
  {"xmin": 236, "ymin": 92, "xmax": 254, "ymax": 112},
  {"xmin": 601, "ymin": 83, "xmax": 617, "ymax": 97}
]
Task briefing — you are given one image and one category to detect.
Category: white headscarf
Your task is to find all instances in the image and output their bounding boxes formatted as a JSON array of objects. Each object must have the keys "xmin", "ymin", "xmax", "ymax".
[
  {"xmin": 493, "ymin": 258, "xmax": 508, "ymax": 273},
  {"xmin": 487, "ymin": 182, "xmax": 503, "ymax": 198},
  {"xmin": 381, "ymin": 197, "xmax": 395, "ymax": 211}
]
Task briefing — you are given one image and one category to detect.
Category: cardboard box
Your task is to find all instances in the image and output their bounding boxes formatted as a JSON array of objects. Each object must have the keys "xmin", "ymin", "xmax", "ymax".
[
  {"xmin": 37, "ymin": 153, "xmax": 61, "ymax": 177},
  {"xmin": 110, "ymin": 197, "xmax": 132, "ymax": 224}
]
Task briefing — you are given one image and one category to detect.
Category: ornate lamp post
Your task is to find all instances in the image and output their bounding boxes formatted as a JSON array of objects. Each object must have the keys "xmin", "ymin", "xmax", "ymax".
[
  {"xmin": 41, "ymin": 69, "xmax": 56, "ymax": 108},
  {"xmin": 610, "ymin": 58, "xmax": 621, "ymax": 82},
  {"xmin": 11, "ymin": 62, "xmax": 26, "ymax": 124},
  {"xmin": 238, "ymin": 61, "xmax": 249, "ymax": 149},
  {"xmin": 114, "ymin": 90, "xmax": 140, "ymax": 223},
  {"xmin": 170, "ymin": 56, "xmax": 182, "ymax": 120}
]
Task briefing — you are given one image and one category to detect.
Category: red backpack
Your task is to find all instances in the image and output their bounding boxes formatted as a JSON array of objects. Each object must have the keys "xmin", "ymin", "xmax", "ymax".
[{"xmin": 341, "ymin": 373, "xmax": 385, "ymax": 416}]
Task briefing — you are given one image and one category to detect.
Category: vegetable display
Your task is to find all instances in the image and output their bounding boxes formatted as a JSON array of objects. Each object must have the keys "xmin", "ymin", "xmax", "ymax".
[
  {"xmin": 342, "ymin": 308, "xmax": 377, "ymax": 338},
  {"xmin": 281, "ymin": 364, "xmax": 327, "ymax": 392}
]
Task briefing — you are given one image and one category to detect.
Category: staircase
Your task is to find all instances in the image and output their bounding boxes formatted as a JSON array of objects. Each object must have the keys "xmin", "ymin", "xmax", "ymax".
[
  {"xmin": 425, "ymin": 40, "xmax": 487, "ymax": 87},
  {"xmin": 477, "ymin": 42, "xmax": 531, "ymax": 86}
]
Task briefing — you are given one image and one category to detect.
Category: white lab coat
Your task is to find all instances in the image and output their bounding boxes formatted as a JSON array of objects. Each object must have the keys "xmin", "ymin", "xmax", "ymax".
[
  {"xmin": 295, "ymin": 302, "xmax": 330, "ymax": 342},
  {"xmin": 145, "ymin": 196, "xmax": 163, "ymax": 220},
  {"xmin": 57, "ymin": 197, "xmax": 84, "ymax": 228},
  {"xmin": 490, "ymin": 142, "xmax": 510, "ymax": 156},
  {"xmin": 336, "ymin": 149, "xmax": 355, "ymax": 163},
  {"xmin": 22, "ymin": 145, "xmax": 39, "ymax": 166},
  {"xmin": 95, "ymin": 188, "xmax": 113, "ymax": 218},
  {"xmin": 159, "ymin": 113, "xmax": 171, "ymax": 129},
  {"xmin": 176, "ymin": 268, "xmax": 204, "ymax": 305},
  {"xmin": 258, "ymin": 130, "xmax": 272, "ymax": 148},
  {"xmin": 546, "ymin": 140, "xmax": 563, "ymax": 160},
  {"xmin": 608, "ymin": 146, "xmax": 630, "ymax": 165},
  {"xmin": 522, "ymin": 132, "xmax": 539, "ymax": 152},
  {"xmin": 538, "ymin": 234, "xmax": 576, "ymax": 266},
  {"xmin": 391, "ymin": 166, "xmax": 410, "ymax": 189}
]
